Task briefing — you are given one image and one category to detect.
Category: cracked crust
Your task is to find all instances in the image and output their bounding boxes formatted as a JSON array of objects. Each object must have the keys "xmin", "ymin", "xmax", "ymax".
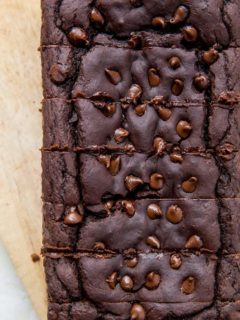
[
  {"xmin": 41, "ymin": 0, "xmax": 240, "ymax": 47},
  {"xmin": 43, "ymin": 199, "xmax": 220, "ymax": 253}
]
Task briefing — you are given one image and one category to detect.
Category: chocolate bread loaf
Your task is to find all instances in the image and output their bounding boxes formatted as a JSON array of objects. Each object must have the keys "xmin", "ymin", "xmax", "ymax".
[{"xmin": 41, "ymin": 1, "xmax": 240, "ymax": 319}]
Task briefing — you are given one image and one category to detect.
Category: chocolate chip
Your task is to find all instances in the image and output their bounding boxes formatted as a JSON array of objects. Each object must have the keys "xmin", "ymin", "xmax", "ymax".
[
  {"xmin": 127, "ymin": 257, "xmax": 138, "ymax": 268},
  {"xmin": 121, "ymin": 200, "xmax": 135, "ymax": 217},
  {"xmin": 171, "ymin": 79, "xmax": 184, "ymax": 96},
  {"xmin": 64, "ymin": 207, "xmax": 83, "ymax": 225},
  {"xmin": 168, "ymin": 56, "xmax": 181, "ymax": 69},
  {"xmin": 124, "ymin": 143, "xmax": 136, "ymax": 153},
  {"xmin": 181, "ymin": 276, "xmax": 196, "ymax": 294},
  {"xmin": 105, "ymin": 201, "xmax": 114, "ymax": 212},
  {"xmin": 147, "ymin": 203, "xmax": 163, "ymax": 219},
  {"xmin": 120, "ymin": 275, "xmax": 134, "ymax": 291},
  {"xmin": 98, "ymin": 155, "xmax": 111, "ymax": 168},
  {"xmin": 176, "ymin": 120, "xmax": 192, "ymax": 139},
  {"xmin": 151, "ymin": 96, "xmax": 165, "ymax": 106},
  {"xmin": 49, "ymin": 63, "xmax": 69, "ymax": 84},
  {"xmin": 93, "ymin": 242, "xmax": 106, "ymax": 250},
  {"xmin": 182, "ymin": 26, "xmax": 198, "ymax": 42},
  {"xmin": 185, "ymin": 235, "xmax": 203, "ymax": 249},
  {"xmin": 153, "ymin": 137, "xmax": 166, "ymax": 155},
  {"xmin": 109, "ymin": 156, "xmax": 121, "ymax": 176},
  {"xmin": 156, "ymin": 107, "xmax": 172, "ymax": 120},
  {"xmin": 68, "ymin": 27, "xmax": 89, "ymax": 46},
  {"xmin": 128, "ymin": 84, "xmax": 142, "ymax": 103},
  {"xmin": 90, "ymin": 8, "xmax": 105, "ymax": 26},
  {"xmin": 193, "ymin": 74, "xmax": 209, "ymax": 92},
  {"xmin": 149, "ymin": 173, "xmax": 164, "ymax": 190},
  {"xmin": 170, "ymin": 5, "xmax": 189, "ymax": 24},
  {"xmin": 169, "ymin": 254, "xmax": 182, "ymax": 269},
  {"xmin": 135, "ymin": 104, "xmax": 147, "ymax": 116},
  {"xmin": 125, "ymin": 175, "xmax": 144, "ymax": 191},
  {"xmin": 114, "ymin": 128, "xmax": 129, "ymax": 143},
  {"xmin": 181, "ymin": 177, "xmax": 198, "ymax": 193},
  {"xmin": 166, "ymin": 205, "xmax": 183, "ymax": 224},
  {"xmin": 202, "ymin": 48, "xmax": 219, "ymax": 65},
  {"xmin": 146, "ymin": 235, "xmax": 161, "ymax": 249},
  {"xmin": 105, "ymin": 68, "xmax": 122, "ymax": 85},
  {"xmin": 130, "ymin": 303, "xmax": 146, "ymax": 320},
  {"xmin": 128, "ymin": 33, "xmax": 142, "ymax": 49},
  {"xmin": 170, "ymin": 150, "xmax": 183, "ymax": 163},
  {"xmin": 145, "ymin": 272, "xmax": 161, "ymax": 290},
  {"xmin": 103, "ymin": 103, "xmax": 117, "ymax": 117},
  {"xmin": 148, "ymin": 68, "xmax": 161, "ymax": 86},
  {"xmin": 106, "ymin": 272, "xmax": 118, "ymax": 289},
  {"xmin": 152, "ymin": 16, "xmax": 166, "ymax": 28}
]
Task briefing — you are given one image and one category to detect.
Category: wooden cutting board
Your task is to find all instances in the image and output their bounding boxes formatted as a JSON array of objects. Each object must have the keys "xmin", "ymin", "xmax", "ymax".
[{"xmin": 0, "ymin": 0, "xmax": 46, "ymax": 319}]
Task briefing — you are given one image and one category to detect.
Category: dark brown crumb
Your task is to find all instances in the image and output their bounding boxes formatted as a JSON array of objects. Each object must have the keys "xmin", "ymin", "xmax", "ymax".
[{"xmin": 31, "ymin": 253, "xmax": 40, "ymax": 263}]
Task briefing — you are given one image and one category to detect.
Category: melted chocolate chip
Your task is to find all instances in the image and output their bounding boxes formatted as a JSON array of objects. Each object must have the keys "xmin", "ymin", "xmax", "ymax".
[
  {"xmin": 90, "ymin": 8, "xmax": 105, "ymax": 26},
  {"xmin": 152, "ymin": 16, "xmax": 166, "ymax": 28},
  {"xmin": 148, "ymin": 68, "xmax": 161, "ymax": 86},
  {"xmin": 135, "ymin": 104, "xmax": 147, "ymax": 116},
  {"xmin": 103, "ymin": 103, "xmax": 117, "ymax": 117},
  {"xmin": 193, "ymin": 74, "xmax": 209, "ymax": 92},
  {"xmin": 114, "ymin": 128, "xmax": 129, "ymax": 143},
  {"xmin": 125, "ymin": 175, "xmax": 144, "ymax": 191},
  {"xmin": 128, "ymin": 84, "xmax": 142, "ymax": 103},
  {"xmin": 181, "ymin": 276, "xmax": 196, "ymax": 294},
  {"xmin": 127, "ymin": 257, "xmax": 138, "ymax": 268},
  {"xmin": 146, "ymin": 235, "xmax": 161, "ymax": 249},
  {"xmin": 120, "ymin": 275, "xmax": 134, "ymax": 291},
  {"xmin": 171, "ymin": 79, "xmax": 184, "ymax": 96},
  {"xmin": 156, "ymin": 107, "xmax": 172, "ymax": 120},
  {"xmin": 109, "ymin": 156, "xmax": 121, "ymax": 176},
  {"xmin": 105, "ymin": 68, "xmax": 122, "ymax": 85},
  {"xmin": 98, "ymin": 155, "xmax": 111, "ymax": 168},
  {"xmin": 121, "ymin": 200, "xmax": 135, "ymax": 217},
  {"xmin": 68, "ymin": 27, "xmax": 88, "ymax": 46},
  {"xmin": 168, "ymin": 56, "xmax": 181, "ymax": 69},
  {"xmin": 170, "ymin": 150, "xmax": 183, "ymax": 163},
  {"xmin": 169, "ymin": 254, "xmax": 182, "ymax": 269},
  {"xmin": 182, "ymin": 26, "xmax": 198, "ymax": 42},
  {"xmin": 203, "ymin": 48, "xmax": 219, "ymax": 65},
  {"xmin": 93, "ymin": 242, "xmax": 106, "ymax": 250},
  {"xmin": 151, "ymin": 96, "xmax": 165, "ymax": 106},
  {"xmin": 106, "ymin": 272, "xmax": 118, "ymax": 289},
  {"xmin": 145, "ymin": 272, "xmax": 161, "ymax": 290},
  {"xmin": 166, "ymin": 205, "xmax": 183, "ymax": 224},
  {"xmin": 49, "ymin": 63, "xmax": 69, "ymax": 84},
  {"xmin": 128, "ymin": 33, "xmax": 142, "ymax": 49},
  {"xmin": 130, "ymin": 303, "xmax": 146, "ymax": 320},
  {"xmin": 185, "ymin": 235, "xmax": 203, "ymax": 249},
  {"xmin": 105, "ymin": 201, "xmax": 114, "ymax": 212},
  {"xmin": 64, "ymin": 207, "xmax": 83, "ymax": 225},
  {"xmin": 181, "ymin": 177, "xmax": 198, "ymax": 193},
  {"xmin": 149, "ymin": 173, "xmax": 164, "ymax": 190},
  {"xmin": 153, "ymin": 137, "xmax": 166, "ymax": 155},
  {"xmin": 176, "ymin": 120, "xmax": 192, "ymax": 139},
  {"xmin": 147, "ymin": 203, "xmax": 163, "ymax": 219},
  {"xmin": 170, "ymin": 5, "xmax": 189, "ymax": 24}
]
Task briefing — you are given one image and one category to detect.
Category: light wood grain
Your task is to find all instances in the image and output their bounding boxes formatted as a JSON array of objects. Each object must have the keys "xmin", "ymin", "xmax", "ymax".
[{"xmin": 0, "ymin": 1, "xmax": 46, "ymax": 319}]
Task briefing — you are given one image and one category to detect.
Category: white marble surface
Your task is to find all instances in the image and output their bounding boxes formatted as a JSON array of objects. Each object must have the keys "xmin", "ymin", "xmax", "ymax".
[{"xmin": 0, "ymin": 242, "xmax": 38, "ymax": 320}]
